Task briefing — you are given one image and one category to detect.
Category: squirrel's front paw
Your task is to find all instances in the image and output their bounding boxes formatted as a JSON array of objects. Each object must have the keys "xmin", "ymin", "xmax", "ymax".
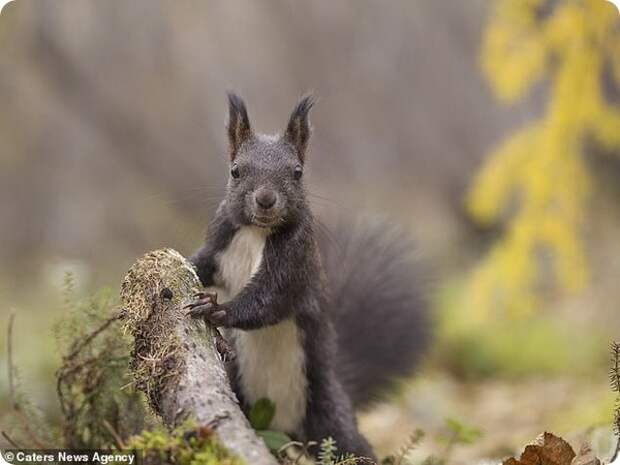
[{"xmin": 184, "ymin": 291, "xmax": 229, "ymax": 327}]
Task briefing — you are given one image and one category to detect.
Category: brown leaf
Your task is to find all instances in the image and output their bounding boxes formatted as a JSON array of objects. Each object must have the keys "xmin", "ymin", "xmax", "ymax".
[{"xmin": 502, "ymin": 432, "xmax": 576, "ymax": 465}]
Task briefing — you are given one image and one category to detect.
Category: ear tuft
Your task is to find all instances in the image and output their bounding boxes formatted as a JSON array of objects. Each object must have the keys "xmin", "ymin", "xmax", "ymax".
[
  {"xmin": 284, "ymin": 94, "xmax": 315, "ymax": 163},
  {"xmin": 226, "ymin": 92, "xmax": 252, "ymax": 160}
]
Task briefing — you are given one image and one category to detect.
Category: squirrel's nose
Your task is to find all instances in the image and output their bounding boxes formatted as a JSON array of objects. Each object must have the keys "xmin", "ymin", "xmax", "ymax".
[{"xmin": 254, "ymin": 188, "xmax": 277, "ymax": 210}]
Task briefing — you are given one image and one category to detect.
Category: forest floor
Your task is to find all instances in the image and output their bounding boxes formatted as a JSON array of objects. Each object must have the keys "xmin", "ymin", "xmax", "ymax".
[{"xmin": 360, "ymin": 374, "xmax": 616, "ymax": 465}]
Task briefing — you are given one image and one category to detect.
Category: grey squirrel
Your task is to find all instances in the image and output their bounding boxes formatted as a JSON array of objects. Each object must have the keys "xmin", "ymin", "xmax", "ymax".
[{"xmin": 189, "ymin": 93, "xmax": 430, "ymax": 461}]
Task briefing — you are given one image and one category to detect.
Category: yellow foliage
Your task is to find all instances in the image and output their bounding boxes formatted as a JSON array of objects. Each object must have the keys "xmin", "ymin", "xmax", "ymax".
[{"xmin": 467, "ymin": 0, "xmax": 620, "ymax": 319}]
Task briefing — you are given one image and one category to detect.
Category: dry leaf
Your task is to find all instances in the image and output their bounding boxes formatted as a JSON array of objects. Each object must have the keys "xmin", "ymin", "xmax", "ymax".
[{"xmin": 502, "ymin": 432, "xmax": 576, "ymax": 465}]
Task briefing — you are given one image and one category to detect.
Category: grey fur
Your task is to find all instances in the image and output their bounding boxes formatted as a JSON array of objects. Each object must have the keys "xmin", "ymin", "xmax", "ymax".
[
  {"xmin": 190, "ymin": 94, "xmax": 430, "ymax": 461},
  {"xmin": 319, "ymin": 218, "xmax": 432, "ymax": 407}
]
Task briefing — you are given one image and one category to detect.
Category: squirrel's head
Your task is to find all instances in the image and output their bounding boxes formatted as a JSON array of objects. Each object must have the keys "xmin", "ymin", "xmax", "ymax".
[{"xmin": 222, "ymin": 93, "xmax": 314, "ymax": 229}]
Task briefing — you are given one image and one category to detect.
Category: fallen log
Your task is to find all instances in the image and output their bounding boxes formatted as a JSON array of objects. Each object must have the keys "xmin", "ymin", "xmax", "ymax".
[{"xmin": 120, "ymin": 248, "xmax": 278, "ymax": 465}]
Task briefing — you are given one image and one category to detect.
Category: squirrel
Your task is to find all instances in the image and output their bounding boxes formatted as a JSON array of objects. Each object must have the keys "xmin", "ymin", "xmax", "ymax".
[{"xmin": 188, "ymin": 93, "xmax": 430, "ymax": 461}]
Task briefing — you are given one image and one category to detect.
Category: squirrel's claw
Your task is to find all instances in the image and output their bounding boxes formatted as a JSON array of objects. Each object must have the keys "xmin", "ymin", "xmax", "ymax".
[
  {"xmin": 185, "ymin": 291, "xmax": 228, "ymax": 326},
  {"xmin": 185, "ymin": 291, "xmax": 217, "ymax": 309},
  {"xmin": 186, "ymin": 305, "xmax": 211, "ymax": 318},
  {"xmin": 186, "ymin": 305, "xmax": 229, "ymax": 327}
]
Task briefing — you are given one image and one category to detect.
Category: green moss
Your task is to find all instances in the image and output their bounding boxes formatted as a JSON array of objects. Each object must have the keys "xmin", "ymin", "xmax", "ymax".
[
  {"xmin": 119, "ymin": 248, "xmax": 202, "ymax": 410},
  {"xmin": 125, "ymin": 422, "xmax": 245, "ymax": 465}
]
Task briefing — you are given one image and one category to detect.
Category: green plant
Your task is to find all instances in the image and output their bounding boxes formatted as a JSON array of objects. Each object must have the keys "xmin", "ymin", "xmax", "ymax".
[
  {"xmin": 382, "ymin": 429, "xmax": 425, "ymax": 465},
  {"xmin": 434, "ymin": 418, "xmax": 482, "ymax": 465},
  {"xmin": 2, "ymin": 275, "xmax": 254, "ymax": 464},
  {"xmin": 125, "ymin": 421, "xmax": 244, "ymax": 465},
  {"xmin": 249, "ymin": 398, "xmax": 276, "ymax": 431},
  {"xmin": 54, "ymin": 273, "xmax": 152, "ymax": 448},
  {"xmin": 246, "ymin": 398, "xmax": 293, "ymax": 454},
  {"xmin": 317, "ymin": 437, "xmax": 359, "ymax": 465}
]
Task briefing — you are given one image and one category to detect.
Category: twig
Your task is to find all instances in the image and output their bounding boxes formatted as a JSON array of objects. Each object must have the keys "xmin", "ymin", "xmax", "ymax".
[
  {"xmin": 63, "ymin": 312, "xmax": 121, "ymax": 363},
  {"xmin": 277, "ymin": 440, "xmax": 308, "ymax": 464},
  {"xmin": 102, "ymin": 419, "xmax": 125, "ymax": 450},
  {"xmin": 611, "ymin": 437, "xmax": 620, "ymax": 464},
  {"xmin": 7, "ymin": 311, "xmax": 15, "ymax": 407},
  {"xmin": 56, "ymin": 313, "xmax": 122, "ymax": 415},
  {"xmin": 2, "ymin": 430, "xmax": 21, "ymax": 448},
  {"xmin": 8, "ymin": 399, "xmax": 47, "ymax": 448}
]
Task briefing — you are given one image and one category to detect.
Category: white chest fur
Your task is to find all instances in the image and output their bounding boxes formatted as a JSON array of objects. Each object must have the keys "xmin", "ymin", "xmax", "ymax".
[
  {"xmin": 213, "ymin": 226, "xmax": 308, "ymax": 434},
  {"xmin": 232, "ymin": 320, "xmax": 307, "ymax": 434},
  {"xmin": 216, "ymin": 226, "xmax": 268, "ymax": 302}
]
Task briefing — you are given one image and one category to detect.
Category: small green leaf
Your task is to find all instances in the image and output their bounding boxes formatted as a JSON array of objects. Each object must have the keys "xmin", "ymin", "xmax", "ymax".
[
  {"xmin": 441, "ymin": 417, "xmax": 482, "ymax": 445},
  {"xmin": 249, "ymin": 398, "xmax": 276, "ymax": 430},
  {"xmin": 256, "ymin": 429, "xmax": 292, "ymax": 453}
]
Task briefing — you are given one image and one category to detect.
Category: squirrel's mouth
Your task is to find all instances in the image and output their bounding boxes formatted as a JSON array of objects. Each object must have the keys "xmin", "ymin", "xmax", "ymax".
[{"xmin": 251, "ymin": 214, "xmax": 280, "ymax": 228}]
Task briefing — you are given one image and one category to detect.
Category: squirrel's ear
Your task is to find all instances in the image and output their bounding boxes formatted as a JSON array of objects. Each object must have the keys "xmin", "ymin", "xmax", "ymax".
[
  {"xmin": 284, "ymin": 94, "xmax": 314, "ymax": 163},
  {"xmin": 226, "ymin": 93, "xmax": 253, "ymax": 160}
]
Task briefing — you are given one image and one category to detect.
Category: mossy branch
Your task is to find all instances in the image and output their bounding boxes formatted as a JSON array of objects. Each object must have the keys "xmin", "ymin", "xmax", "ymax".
[{"xmin": 120, "ymin": 248, "xmax": 277, "ymax": 465}]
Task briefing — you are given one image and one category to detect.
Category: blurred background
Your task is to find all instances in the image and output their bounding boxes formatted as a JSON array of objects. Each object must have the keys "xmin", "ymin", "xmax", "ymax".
[{"xmin": 1, "ymin": 0, "xmax": 619, "ymax": 463}]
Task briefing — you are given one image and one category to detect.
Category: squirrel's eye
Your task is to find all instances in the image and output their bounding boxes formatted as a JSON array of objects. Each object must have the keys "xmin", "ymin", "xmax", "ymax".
[
  {"xmin": 230, "ymin": 164, "xmax": 240, "ymax": 179},
  {"xmin": 293, "ymin": 165, "xmax": 303, "ymax": 180}
]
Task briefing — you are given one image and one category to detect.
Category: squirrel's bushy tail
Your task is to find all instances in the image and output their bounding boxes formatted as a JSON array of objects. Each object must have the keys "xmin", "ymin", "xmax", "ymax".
[{"xmin": 318, "ymin": 217, "xmax": 432, "ymax": 408}]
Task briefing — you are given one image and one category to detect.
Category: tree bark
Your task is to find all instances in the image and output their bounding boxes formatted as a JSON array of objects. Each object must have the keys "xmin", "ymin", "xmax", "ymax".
[{"xmin": 120, "ymin": 248, "xmax": 278, "ymax": 465}]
